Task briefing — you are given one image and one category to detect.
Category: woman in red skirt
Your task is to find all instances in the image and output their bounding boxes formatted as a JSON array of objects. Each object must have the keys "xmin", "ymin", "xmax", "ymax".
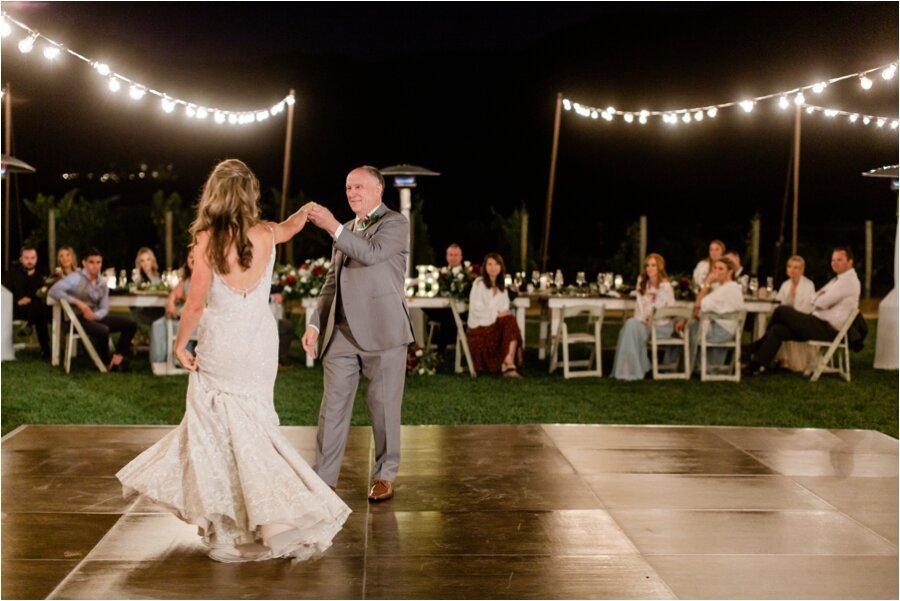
[{"xmin": 465, "ymin": 253, "xmax": 524, "ymax": 377}]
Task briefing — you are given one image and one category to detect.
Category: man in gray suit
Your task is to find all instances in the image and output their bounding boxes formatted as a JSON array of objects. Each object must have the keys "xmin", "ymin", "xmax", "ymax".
[{"xmin": 303, "ymin": 166, "xmax": 414, "ymax": 502}]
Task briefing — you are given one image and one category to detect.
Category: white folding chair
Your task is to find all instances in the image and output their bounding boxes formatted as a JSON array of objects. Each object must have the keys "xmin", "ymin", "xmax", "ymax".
[
  {"xmin": 59, "ymin": 298, "xmax": 108, "ymax": 373},
  {"xmin": 11, "ymin": 319, "xmax": 39, "ymax": 351},
  {"xmin": 649, "ymin": 306, "xmax": 694, "ymax": 380},
  {"xmin": 450, "ymin": 300, "xmax": 477, "ymax": 378},
  {"xmin": 807, "ymin": 309, "xmax": 859, "ymax": 382},
  {"xmin": 698, "ymin": 310, "xmax": 747, "ymax": 382},
  {"xmin": 549, "ymin": 304, "xmax": 604, "ymax": 378}
]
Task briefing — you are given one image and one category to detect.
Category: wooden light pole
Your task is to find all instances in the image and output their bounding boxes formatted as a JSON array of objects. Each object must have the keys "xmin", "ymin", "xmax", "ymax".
[
  {"xmin": 791, "ymin": 102, "xmax": 801, "ymax": 256},
  {"xmin": 540, "ymin": 92, "xmax": 563, "ymax": 272},
  {"xmin": 278, "ymin": 89, "xmax": 296, "ymax": 265},
  {"xmin": 4, "ymin": 84, "xmax": 11, "ymax": 272}
]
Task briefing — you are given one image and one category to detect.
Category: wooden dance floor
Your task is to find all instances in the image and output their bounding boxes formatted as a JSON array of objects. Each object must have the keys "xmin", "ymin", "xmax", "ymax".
[{"xmin": 2, "ymin": 424, "xmax": 898, "ymax": 599}]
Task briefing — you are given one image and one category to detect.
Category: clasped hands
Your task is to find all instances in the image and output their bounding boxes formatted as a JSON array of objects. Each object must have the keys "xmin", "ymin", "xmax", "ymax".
[{"xmin": 302, "ymin": 202, "xmax": 340, "ymax": 235}]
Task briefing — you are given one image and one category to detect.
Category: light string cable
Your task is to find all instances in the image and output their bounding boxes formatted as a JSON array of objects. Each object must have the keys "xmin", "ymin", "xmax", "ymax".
[
  {"xmin": 0, "ymin": 12, "xmax": 295, "ymax": 125},
  {"xmin": 562, "ymin": 60, "xmax": 899, "ymax": 129}
]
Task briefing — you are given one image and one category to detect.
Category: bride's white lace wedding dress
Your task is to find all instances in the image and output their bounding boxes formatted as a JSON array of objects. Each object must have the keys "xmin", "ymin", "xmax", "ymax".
[{"xmin": 117, "ymin": 235, "xmax": 350, "ymax": 562}]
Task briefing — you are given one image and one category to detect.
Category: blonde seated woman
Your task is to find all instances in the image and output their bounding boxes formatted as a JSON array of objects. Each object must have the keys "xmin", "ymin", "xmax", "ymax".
[
  {"xmin": 56, "ymin": 246, "xmax": 79, "ymax": 276},
  {"xmin": 131, "ymin": 247, "xmax": 165, "ymax": 329},
  {"xmin": 774, "ymin": 255, "xmax": 818, "ymax": 372}
]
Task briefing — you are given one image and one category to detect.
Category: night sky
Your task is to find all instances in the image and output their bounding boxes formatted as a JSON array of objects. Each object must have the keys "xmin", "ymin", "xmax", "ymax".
[{"xmin": 2, "ymin": 2, "xmax": 898, "ymax": 288}]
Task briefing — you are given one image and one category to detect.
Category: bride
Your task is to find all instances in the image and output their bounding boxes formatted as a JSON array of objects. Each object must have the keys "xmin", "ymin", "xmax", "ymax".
[{"xmin": 117, "ymin": 159, "xmax": 350, "ymax": 563}]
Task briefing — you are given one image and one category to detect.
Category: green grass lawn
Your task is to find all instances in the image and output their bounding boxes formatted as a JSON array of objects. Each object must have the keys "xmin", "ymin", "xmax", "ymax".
[{"xmin": 2, "ymin": 319, "xmax": 897, "ymax": 438}]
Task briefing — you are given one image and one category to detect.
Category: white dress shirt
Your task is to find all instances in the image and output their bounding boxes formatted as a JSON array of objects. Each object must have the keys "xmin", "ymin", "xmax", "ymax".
[
  {"xmin": 812, "ymin": 268, "xmax": 860, "ymax": 330},
  {"xmin": 776, "ymin": 276, "xmax": 816, "ymax": 314},
  {"xmin": 692, "ymin": 260, "xmax": 711, "ymax": 289},
  {"xmin": 699, "ymin": 280, "xmax": 745, "ymax": 335},
  {"xmin": 467, "ymin": 279, "xmax": 510, "ymax": 329}
]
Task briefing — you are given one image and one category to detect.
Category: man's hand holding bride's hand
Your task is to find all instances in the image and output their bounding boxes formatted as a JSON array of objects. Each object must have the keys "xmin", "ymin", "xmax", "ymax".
[
  {"xmin": 301, "ymin": 326, "xmax": 319, "ymax": 359},
  {"xmin": 307, "ymin": 204, "xmax": 340, "ymax": 235}
]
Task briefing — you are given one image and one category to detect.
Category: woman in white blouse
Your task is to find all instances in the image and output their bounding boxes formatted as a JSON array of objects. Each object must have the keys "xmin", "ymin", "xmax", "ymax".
[
  {"xmin": 612, "ymin": 253, "xmax": 675, "ymax": 380},
  {"xmin": 692, "ymin": 239, "xmax": 726, "ymax": 290},
  {"xmin": 466, "ymin": 253, "xmax": 523, "ymax": 377},
  {"xmin": 774, "ymin": 255, "xmax": 817, "ymax": 371},
  {"xmin": 678, "ymin": 257, "xmax": 745, "ymax": 371}
]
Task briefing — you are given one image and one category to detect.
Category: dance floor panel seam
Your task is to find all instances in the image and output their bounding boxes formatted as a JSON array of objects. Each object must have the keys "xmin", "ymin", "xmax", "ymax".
[{"xmin": 3, "ymin": 424, "xmax": 897, "ymax": 600}]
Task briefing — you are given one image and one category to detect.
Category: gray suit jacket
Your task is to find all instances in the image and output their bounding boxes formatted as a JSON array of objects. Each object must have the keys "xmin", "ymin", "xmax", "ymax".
[{"xmin": 310, "ymin": 204, "xmax": 415, "ymax": 354}]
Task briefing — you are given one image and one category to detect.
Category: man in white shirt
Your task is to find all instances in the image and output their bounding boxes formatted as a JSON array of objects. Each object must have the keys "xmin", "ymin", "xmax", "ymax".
[{"xmin": 747, "ymin": 247, "xmax": 860, "ymax": 375}]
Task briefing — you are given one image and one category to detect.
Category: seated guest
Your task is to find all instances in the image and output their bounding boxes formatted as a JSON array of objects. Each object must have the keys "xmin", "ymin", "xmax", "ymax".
[
  {"xmin": 2, "ymin": 246, "xmax": 51, "ymax": 357},
  {"xmin": 612, "ymin": 253, "xmax": 675, "ymax": 380},
  {"xmin": 268, "ymin": 288, "xmax": 296, "ymax": 369},
  {"xmin": 57, "ymin": 246, "xmax": 79, "ymax": 276},
  {"xmin": 131, "ymin": 247, "xmax": 165, "ymax": 328},
  {"xmin": 678, "ymin": 257, "xmax": 745, "ymax": 371},
  {"xmin": 48, "ymin": 247, "xmax": 138, "ymax": 371},
  {"xmin": 466, "ymin": 253, "xmax": 523, "ymax": 377},
  {"xmin": 150, "ymin": 250, "xmax": 194, "ymax": 364},
  {"xmin": 725, "ymin": 250, "xmax": 744, "ymax": 278},
  {"xmin": 692, "ymin": 239, "xmax": 726, "ymax": 289},
  {"xmin": 747, "ymin": 247, "xmax": 860, "ymax": 375},
  {"xmin": 774, "ymin": 255, "xmax": 817, "ymax": 372},
  {"xmin": 133, "ymin": 247, "xmax": 162, "ymax": 286},
  {"xmin": 426, "ymin": 243, "xmax": 469, "ymax": 355}
]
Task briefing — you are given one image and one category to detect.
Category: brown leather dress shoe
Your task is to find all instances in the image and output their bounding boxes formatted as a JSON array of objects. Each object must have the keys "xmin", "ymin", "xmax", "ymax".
[{"xmin": 367, "ymin": 479, "xmax": 394, "ymax": 502}]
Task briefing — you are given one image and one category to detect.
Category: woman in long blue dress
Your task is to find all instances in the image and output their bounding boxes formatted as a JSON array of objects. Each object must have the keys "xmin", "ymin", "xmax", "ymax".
[{"xmin": 612, "ymin": 253, "xmax": 676, "ymax": 380}]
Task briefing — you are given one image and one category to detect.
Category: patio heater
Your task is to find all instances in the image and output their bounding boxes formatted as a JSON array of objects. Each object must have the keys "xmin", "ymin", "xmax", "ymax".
[
  {"xmin": 379, "ymin": 164, "xmax": 440, "ymax": 276},
  {"xmin": 862, "ymin": 164, "xmax": 899, "ymax": 370}
]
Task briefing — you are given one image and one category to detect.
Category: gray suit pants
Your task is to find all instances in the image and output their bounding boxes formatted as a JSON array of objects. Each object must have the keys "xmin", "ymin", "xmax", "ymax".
[{"xmin": 315, "ymin": 328, "xmax": 407, "ymax": 486}]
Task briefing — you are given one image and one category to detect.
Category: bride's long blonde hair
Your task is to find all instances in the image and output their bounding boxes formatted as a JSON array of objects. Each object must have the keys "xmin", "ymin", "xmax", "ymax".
[{"xmin": 190, "ymin": 159, "xmax": 260, "ymax": 274}]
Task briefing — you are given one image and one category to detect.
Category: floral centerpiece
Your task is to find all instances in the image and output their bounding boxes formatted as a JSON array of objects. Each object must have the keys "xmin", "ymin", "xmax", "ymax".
[
  {"xmin": 406, "ymin": 343, "xmax": 440, "ymax": 376},
  {"xmin": 437, "ymin": 261, "xmax": 480, "ymax": 300},
  {"xmin": 274, "ymin": 257, "xmax": 331, "ymax": 299},
  {"xmin": 671, "ymin": 276, "xmax": 696, "ymax": 301},
  {"xmin": 35, "ymin": 267, "xmax": 66, "ymax": 299}
]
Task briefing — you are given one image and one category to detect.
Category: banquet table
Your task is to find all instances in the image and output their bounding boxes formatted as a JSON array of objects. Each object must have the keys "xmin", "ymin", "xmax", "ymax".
[
  {"xmin": 299, "ymin": 295, "xmax": 531, "ymax": 371},
  {"xmin": 48, "ymin": 293, "xmax": 168, "ymax": 367},
  {"xmin": 528, "ymin": 292, "xmax": 780, "ymax": 361}
]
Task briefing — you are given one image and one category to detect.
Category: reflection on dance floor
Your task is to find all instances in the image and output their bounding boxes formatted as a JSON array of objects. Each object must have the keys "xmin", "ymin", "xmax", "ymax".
[{"xmin": 2, "ymin": 424, "xmax": 897, "ymax": 599}]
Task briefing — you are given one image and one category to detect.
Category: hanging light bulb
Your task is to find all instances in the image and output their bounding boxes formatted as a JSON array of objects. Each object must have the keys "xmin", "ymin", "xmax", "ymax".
[
  {"xmin": 812, "ymin": 82, "xmax": 827, "ymax": 94},
  {"xmin": 794, "ymin": 92, "xmax": 805, "ymax": 105},
  {"xmin": 161, "ymin": 97, "xmax": 175, "ymax": 113},
  {"xmin": 849, "ymin": 113, "xmax": 859, "ymax": 123},
  {"xmin": 680, "ymin": 113, "xmax": 691, "ymax": 124},
  {"xmin": 108, "ymin": 77, "xmax": 121, "ymax": 93},
  {"xmin": 778, "ymin": 96, "xmax": 790, "ymax": 110},
  {"xmin": 623, "ymin": 113, "xmax": 634, "ymax": 123},
  {"xmin": 270, "ymin": 101, "xmax": 284, "ymax": 115},
  {"xmin": 805, "ymin": 106, "xmax": 815, "ymax": 114},
  {"xmin": 285, "ymin": 94, "xmax": 296, "ymax": 106},
  {"xmin": 185, "ymin": 104, "xmax": 196, "ymax": 118},
  {"xmin": 43, "ymin": 45, "xmax": 61, "ymax": 60},
  {"xmin": 214, "ymin": 111, "xmax": 226, "ymax": 124},
  {"xmin": 693, "ymin": 111, "xmax": 703, "ymax": 121},
  {"xmin": 862, "ymin": 116, "xmax": 871, "ymax": 125},
  {"xmin": 93, "ymin": 62, "xmax": 111, "ymax": 76},
  {"xmin": 706, "ymin": 107, "xmax": 718, "ymax": 118},
  {"xmin": 881, "ymin": 64, "xmax": 896, "ymax": 80},
  {"xmin": 0, "ymin": 18, "xmax": 11, "ymax": 37},
  {"xmin": 128, "ymin": 85, "xmax": 145, "ymax": 100},
  {"xmin": 638, "ymin": 114, "xmax": 648, "ymax": 125},
  {"xmin": 228, "ymin": 114, "xmax": 238, "ymax": 125},
  {"xmin": 739, "ymin": 100, "xmax": 754, "ymax": 112},
  {"xmin": 18, "ymin": 32, "xmax": 37, "ymax": 53},
  {"xmin": 891, "ymin": 121, "xmax": 898, "ymax": 130},
  {"xmin": 859, "ymin": 75, "xmax": 873, "ymax": 90},
  {"xmin": 876, "ymin": 118, "xmax": 886, "ymax": 127},
  {"xmin": 591, "ymin": 110, "xmax": 599, "ymax": 119},
  {"xmin": 196, "ymin": 107, "xmax": 209, "ymax": 119},
  {"xmin": 602, "ymin": 111, "xmax": 613, "ymax": 121},
  {"xmin": 255, "ymin": 110, "xmax": 269, "ymax": 122},
  {"xmin": 562, "ymin": 99, "xmax": 572, "ymax": 111}
]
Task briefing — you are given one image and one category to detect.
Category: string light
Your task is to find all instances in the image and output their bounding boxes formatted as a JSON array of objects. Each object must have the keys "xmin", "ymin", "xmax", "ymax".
[
  {"xmin": 2, "ymin": 11, "xmax": 295, "ymax": 127},
  {"xmin": 561, "ymin": 60, "xmax": 898, "ymax": 131}
]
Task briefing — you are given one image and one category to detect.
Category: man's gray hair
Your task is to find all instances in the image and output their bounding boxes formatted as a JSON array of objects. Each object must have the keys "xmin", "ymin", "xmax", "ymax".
[{"xmin": 356, "ymin": 165, "xmax": 385, "ymax": 188}]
